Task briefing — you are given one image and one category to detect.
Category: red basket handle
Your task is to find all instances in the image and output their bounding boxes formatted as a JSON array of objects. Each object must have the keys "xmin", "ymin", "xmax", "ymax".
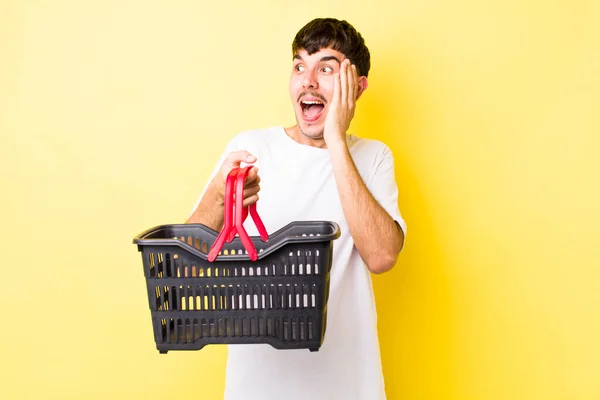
[
  {"xmin": 227, "ymin": 167, "xmax": 269, "ymax": 243},
  {"xmin": 207, "ymin": 166, "xmax": 268, "ymax": 262},
  {"xmin": 207, "ymin": 169, "xmax": 238, "ymax": 262}
]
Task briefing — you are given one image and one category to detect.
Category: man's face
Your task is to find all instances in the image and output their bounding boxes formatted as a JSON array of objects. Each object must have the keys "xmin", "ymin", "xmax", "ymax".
[{"xmin": 289, "ymin": 47, "xmax": 347, "ymax": 140}]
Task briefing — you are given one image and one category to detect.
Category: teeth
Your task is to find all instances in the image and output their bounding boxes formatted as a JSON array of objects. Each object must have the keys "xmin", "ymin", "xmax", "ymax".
[{"xmin": 302, "ymin": 101, "xmax": 322, "ymax": 105}]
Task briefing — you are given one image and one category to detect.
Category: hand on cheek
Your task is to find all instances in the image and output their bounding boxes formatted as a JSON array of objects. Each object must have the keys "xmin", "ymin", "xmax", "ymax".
[{"xmin": 324, "ymin": 60, "xmax": 359, "ymax": 148}]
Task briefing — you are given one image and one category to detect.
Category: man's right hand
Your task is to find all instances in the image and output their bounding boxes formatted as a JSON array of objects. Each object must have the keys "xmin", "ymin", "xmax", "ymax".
[
  {"xmin": 215, "ymin": 150, "xmax": 261, "ymax": 208},
  {"xmin": 186, "ymin": 150, "xmax": 261, "ymax": 231}
]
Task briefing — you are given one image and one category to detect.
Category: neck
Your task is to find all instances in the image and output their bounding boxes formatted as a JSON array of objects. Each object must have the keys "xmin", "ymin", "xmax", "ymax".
[{"xmin": 284, "ymin": 125, "xmax": 328, "ymax": 149}]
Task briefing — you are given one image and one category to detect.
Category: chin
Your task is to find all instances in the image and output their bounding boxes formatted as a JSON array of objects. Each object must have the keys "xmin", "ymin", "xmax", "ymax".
[
  {"xmin": 297, "ymin": 121, "xmax": 324, "ymax": 139},
  {"xmin": 300, "ymin": 128, "xmax": 324, "ymax": 139}
]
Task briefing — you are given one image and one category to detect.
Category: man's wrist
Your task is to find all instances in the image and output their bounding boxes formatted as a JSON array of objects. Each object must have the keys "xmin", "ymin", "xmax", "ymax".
[
  {"xmin": 324, "ymin": 128, "xmax": 347, "ymax": 151},
  {"xmin": 326, "ymin": 136, "xmax": 349, "ymax": 155},
  {"xmin": 208, "ymin": 179, "xmax": 225, "ymax": 206}
]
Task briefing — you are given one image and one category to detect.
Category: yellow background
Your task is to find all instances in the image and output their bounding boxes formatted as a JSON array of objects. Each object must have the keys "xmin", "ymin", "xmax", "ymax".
[{"xmin": 1, "ymin": 0, "xmax": 599, "ymax": 399}]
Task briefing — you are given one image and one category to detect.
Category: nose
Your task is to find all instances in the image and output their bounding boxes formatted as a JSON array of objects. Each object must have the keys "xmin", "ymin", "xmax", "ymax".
[{"xmin": 302, "ymin": 70, "xmax": 318, "ymax": 89}]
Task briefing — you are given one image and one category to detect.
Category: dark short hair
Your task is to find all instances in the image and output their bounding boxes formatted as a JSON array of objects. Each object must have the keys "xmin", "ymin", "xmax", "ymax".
[{"xmin": 292, "ymin": 18, "xmax": 371, "ymax": 77}]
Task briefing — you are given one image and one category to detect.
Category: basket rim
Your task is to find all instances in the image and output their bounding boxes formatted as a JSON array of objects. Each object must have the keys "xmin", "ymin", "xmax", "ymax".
[{"xmin": 133, "ymin": 221, "xmax": 340, "ymax": 262}]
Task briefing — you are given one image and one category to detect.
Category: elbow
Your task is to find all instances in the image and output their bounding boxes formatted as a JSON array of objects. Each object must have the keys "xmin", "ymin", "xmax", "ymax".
[
  {"xmin": 366, "ymin": 253, "xmax": 399, "ymax": 274},
  {"xmin": 366, "ymin": 227, "xmax": 404, "ymax": 275}
]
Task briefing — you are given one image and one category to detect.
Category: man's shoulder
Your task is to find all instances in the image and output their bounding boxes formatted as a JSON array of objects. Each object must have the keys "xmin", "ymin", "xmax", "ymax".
[
  {"xmin": 349, "ymin": 134, "xmax": 393, "ymax": 158},
  {"xmin": 229, "ymin": 126, "xmax": 282, "ymax": 145}
]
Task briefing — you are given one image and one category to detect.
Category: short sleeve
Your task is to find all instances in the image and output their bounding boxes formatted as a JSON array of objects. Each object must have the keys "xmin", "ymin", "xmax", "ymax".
[{"xmin": 366, "ymin": 145, "xmax": 407, "ymax": 237}]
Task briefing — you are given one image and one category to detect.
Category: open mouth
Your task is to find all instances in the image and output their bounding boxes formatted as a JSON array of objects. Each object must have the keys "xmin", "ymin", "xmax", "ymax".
[{"xmin": 300, "ymin": 100, "xmax": 325, "ymax": 121}]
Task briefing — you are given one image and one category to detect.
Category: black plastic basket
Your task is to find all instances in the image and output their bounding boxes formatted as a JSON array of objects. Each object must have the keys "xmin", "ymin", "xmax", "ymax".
[{"xmin": 133, "ymin": 221, "xmax": 340, "ymax": 354}]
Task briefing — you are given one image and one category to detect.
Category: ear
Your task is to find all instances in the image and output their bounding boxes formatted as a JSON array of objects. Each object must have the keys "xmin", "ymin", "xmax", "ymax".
[{"xmin": 356, "ymin": 76, "xmax": 368, "ymax": 100}]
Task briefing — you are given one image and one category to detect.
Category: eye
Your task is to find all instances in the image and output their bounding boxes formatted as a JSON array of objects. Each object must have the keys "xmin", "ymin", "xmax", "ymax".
[
  {"xmin": 321, "ymin": 66, "xmax": 333, "ymax": 73},
  {"xmin": 295, "ymin": 64, "xmax": 305, "ymax": 72}
]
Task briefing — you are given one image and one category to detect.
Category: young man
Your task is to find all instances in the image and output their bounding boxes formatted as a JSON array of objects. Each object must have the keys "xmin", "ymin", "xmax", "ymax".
[{"xmin": 188, "ymin": 18, "xmax": 406, "ymax": 400}]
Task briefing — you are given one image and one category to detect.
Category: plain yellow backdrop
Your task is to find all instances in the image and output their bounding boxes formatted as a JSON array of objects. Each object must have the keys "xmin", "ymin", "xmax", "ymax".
[{"xmin": 1, "ymin": 0, "xmax": 599, "ymax": 399}]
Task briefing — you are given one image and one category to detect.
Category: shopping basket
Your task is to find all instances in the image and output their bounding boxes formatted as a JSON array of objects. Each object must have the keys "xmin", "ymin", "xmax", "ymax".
[{"xmin": 133, "ymin": 166, "xmax": 341, "ymax": 354}]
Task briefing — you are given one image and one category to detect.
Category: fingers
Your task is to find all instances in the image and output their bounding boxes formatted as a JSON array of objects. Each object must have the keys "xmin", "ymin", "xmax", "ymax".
[
  {"xmin": 224, "ymin": 150, "xmax": 256, "ymax": 168},
  {"xmin": 340, "ymin": 60, "xmax": 347, "ymax": 105},
  {"xmin": 240, "ymin": 166, "xmax": 261, "ymax": 203},
  {"xmin": 213, "ymin": 150, "xmax": 261, "ymax": 202},
  {"xmin": 220, "ymin": 150, "xmax": 257, "ymax": 181},
  {"xmin": 242, "ymin": 194, "xmax": 259, "ymax": 208},
  {"xmin": 339, "ymin": 60, "xmax": 358, "ymax": 107},
  {"xmin": 243, "ymin": 166, "xmax": 261, "ymax": 204},
  {"xmin": 245, "ymin": 166, "xmax": 260, "ymax": 185},
  {"xmin": 349, "ymin": 64, "xmax": 358, "ymax": 104},
  {"xmin": 333, "ymin": 65, "xmax": 341, "ymax": 106},
  {"xmin": 243, "ymin": 182, "xmax": 260, "ymax": 199}
]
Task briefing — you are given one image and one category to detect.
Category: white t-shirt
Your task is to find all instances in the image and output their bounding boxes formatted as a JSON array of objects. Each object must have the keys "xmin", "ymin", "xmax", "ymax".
[{"xmin": 191, "ymin": 126, "xmax": 406, "ymax": 400}]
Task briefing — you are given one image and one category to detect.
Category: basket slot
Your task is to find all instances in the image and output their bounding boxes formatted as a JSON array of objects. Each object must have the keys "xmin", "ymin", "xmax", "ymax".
[
  {"xmin": 253, "ymin": 285, "xmax": 260, "ymax": 310},
  {"xmin": 220, "ymin": 317, "xmax": 227, "ymax": 336},
  {"xmin": 183, "ymin": 285, "xmax": 189, "ymax": 310},
  {"xmin": 242, "ymin": 285, "xmax": 249, "ymax": 310},
  {"xmin": 290, "ymin": 251, "xmax": 298, "ymax": 275},
  {"xmin": 266, "ymin": 317, "xmax": 273, "ymax": 336},
  {"xmin": 242, "ymin": 317, "xmax": 248, "ymax": 336},
  {"xmin": 156, "ymin": 286, "xmax": 165, "ymax": 311},
  {"xmin": 239, "ymin": 317, "xmax": 246, "ymax": 336},
  {"xmin": 152, "ymin": 252, "xmax": 163, "ymax": 278},
  {"xmin": 262, "ymin": 285, "xmax": 270, "ymax": 310},
  {"xmin": 250, "ymin": 318, "xmax": 257, "ymax": 337},
  {"xmin": 294, "ymin": 284, "xmax": 301, "ymax": 308},
  {"xmin": 244, "ymin": 285, "xmax": 251, "ymax": 310},
  {"xmin": 289, "ymin": 285, "xmax": 295, "ymax": 309},
  {"xmin": 257, "ymin": 284, "xmax": 265, "ymax": 309},
  {"xmin": 307, "ymin": 249, "xmax": 314, "ymax": 275},
  {"xmin": 278, "ymin": 284, "xmax": 286, "ymax": 309},
  {"xmin": 206, "ymin": 285, "xmax": 213, "ymax": 310},
  {"xmin": 247, "ymin": 285, "xmax": 254, "ymax": 310},
  {"xmin": 153, "ymin": 286, "xmax": 161, "ymax": 310},
  {"xmin": 157, "ymin": 252, "xmax": 163, "ymax": 277},
  {"xmin": 236, "ymin": 285, "xmax": 243, "ymax": 310},
  {"xmin": 181, "ymin": 319, "xmax": 188, "ymax": 344},
  {"xmin": 187, "ymin": 319, "xmax": 193, "ymax": 342},
  {"xmin": 162, "ymin": 253, "xmax": 169, "ymax": 277},
  {"xmin": 283, "ymin": 318, "xmax": 289, "ymax": 341},
  {"xmin": 284, "ymin": 254, "xmax": 289, "ymax": 276},
  {"xmin": 243, "ymin": 317, "xmax": 249, "ymax": 336},
  {"xmin": 217, "ymin": 285, "xmax": 225, "ymax": 310},
  {"xmin": 171, "ymin": 285, "xmax": 178, "ymax": 310},
  {"xmin": 231, "ymin": 318, "xmax": 237, "ymax": 336},
  {"xmin": 221, "ymin": 285, "xmax": 228, "ymax": 310},
  {"xmin": 294, "ymin": 317, "xmax": 300, "ymax": 341},
  {"xmin": 311, "ymin": 283, "xmax": 318, "ymax": 308},
  {"xmin": 148, "ymin": 252, "xmax": 156, "ymax": 277},
  {"xmin": 159, "ymin": 286, "xmax": 166, "ymax": 310},
  {"xmin": 165, "ymin": 318, "xmax": 171, "ymax": 343}
]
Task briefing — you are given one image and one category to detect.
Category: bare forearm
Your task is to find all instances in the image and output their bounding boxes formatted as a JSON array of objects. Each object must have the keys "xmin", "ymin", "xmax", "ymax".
[
  {"xmin": 185, "ymin": 181, "xmax": 224, "ymax": 232},
  {"xmin": 329, "ymin": 142, "xmax": 404, "ymax": 274}
]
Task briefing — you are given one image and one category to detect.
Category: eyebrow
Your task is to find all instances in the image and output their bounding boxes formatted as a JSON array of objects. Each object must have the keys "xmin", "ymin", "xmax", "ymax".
[
  {"xmin": 319, "ymin": 55, "xmax": 341, "ymax": 64},
  {"xmin": 293, "ymin": 54, "xmax": 342, "ymax": 64}
]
